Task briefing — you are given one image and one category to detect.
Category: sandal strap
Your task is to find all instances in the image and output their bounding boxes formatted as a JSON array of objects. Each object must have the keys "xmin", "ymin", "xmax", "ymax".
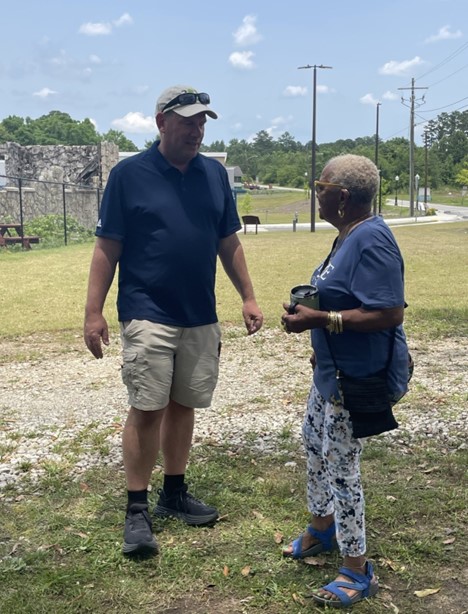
[
  {"xmin": 306, "ymin": 522, "xmax": 336, "ymax": 550},
  {"xmin": 320, "ymin": 581, "xmax": 353, "ymax": 606},
  {"xmin": 291, "ymin": 536, "xmax": 304, "ymax": 559},
  {"xmin": 338, "ymin": 561, "xmax": 374, "ymax": 585}
]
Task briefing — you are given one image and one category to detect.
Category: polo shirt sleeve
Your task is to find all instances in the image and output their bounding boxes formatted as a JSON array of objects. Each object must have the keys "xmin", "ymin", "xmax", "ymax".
[
  {"xmin": 95, "ymin": 167, "xmax": 126, "ymax": 242},
  {"xmin": 350, "ymin": 243, "xmax": 405, "ymax": 310}
]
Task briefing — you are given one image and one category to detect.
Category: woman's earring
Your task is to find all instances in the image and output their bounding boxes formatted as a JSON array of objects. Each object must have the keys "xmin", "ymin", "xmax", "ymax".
[{"xmin": 338, "ymin": 208, "xmax": 345, "ymax": 218}]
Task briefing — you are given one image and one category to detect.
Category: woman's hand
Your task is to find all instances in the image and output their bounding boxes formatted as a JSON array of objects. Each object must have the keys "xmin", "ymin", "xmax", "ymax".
[{"xmin": 281, "ymin": 303, "xmax": 326, "ymax": 334}]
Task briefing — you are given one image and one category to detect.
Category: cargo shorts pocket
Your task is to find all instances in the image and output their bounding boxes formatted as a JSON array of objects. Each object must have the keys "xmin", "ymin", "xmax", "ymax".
[{"xmin": 121, "ymin": 350, "xmax": 139, "ymax": 391}]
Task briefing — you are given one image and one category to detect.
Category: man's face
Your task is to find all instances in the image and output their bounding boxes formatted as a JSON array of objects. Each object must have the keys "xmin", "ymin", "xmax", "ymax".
[{"xmin": 158, "ymin": 111, "xmax": 207, "ymax": 166}]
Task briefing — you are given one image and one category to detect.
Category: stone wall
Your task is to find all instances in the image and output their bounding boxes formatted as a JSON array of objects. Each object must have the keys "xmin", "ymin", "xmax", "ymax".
[{"xmin": 0, "ymin": 142, "xmax": 119, "ymax": 229}]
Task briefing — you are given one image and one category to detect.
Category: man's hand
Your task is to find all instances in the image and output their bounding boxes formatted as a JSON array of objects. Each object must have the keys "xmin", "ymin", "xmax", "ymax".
[
  {"xmin": 242, "ymin": 299, "xmax": 264, "ymax": 335},
  {"xmin": 84, "ymin": 313, "xmax": 110, "ymax": 359}
]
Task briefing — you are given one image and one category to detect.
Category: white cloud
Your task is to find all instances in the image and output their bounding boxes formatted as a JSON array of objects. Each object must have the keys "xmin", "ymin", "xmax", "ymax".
[
  {"xmin": 283, "ymin": 85, "xmax": 307, "ymax": 97},
  {"xmin": 383, "ymin": 90, "xmax": 398, "ymax": 101},
  {"xmin": 425, "ymin": 25, "xmax": 462, "ymax": 43},
  {"xmin": 33, "ymin": 87, "xmax": 57, "ymax": 98},
  {"xmin": 379, "ymin": 56, "xmax": 424, "ymax": 76},
  {"xmin": 114, "ymin": 13, "xmax": 133, "ymax": 27},
  {"xmin": 89, "ymin": 55, "xmax": 102, "ymax": 64},
  {"xmin": 89, "ymin": 118, "xmax": 98, "ymax": 130},
  {"xmin": 229, "ymin": 51, "xmax": 255, "ymax": 69},
  {"xmin": 360, "ymin": 93, "xmax": 379, "ymax": 105},
  {"xmin": 271, "ymin": 115, "xmax": 293, "ymax": 127},
  {"xmin": 317, "ymin": 85, "xmax": 334, "ymax": 94},
  {"xmin": 233, "ymin": 15, "xmax": 262, "ymax": 46},
  {"xmin": 79, "ymin": 13, "xmax": 132, "ymax": 36},
  {"xmin": 79, "ymin": 22, "xmax": 112, "ymax": 36},
  {"xmin": 111, "ymin": 111, "xmax": 155, "ymax": 134}
]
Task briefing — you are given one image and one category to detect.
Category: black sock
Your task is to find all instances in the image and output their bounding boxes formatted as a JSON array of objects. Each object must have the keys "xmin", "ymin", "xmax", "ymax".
[
  {"xmin": 127, "ymin": 489, "xmax": 148, "ymax": 510},
  {"xmin": 163, "ymin": 474, "xmax": 185, "ymax": 496}
]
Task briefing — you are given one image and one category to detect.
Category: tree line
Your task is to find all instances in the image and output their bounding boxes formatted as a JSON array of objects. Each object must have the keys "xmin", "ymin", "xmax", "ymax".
[{"xmin": 1, "ymin": 109, "xmax": 467, "ymax": 191}]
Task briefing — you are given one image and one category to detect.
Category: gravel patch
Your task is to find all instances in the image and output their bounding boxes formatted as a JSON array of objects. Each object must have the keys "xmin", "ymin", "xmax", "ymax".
[{"xmin": 0, "ymin": 328, "xmax": 466, "ymax": 492}]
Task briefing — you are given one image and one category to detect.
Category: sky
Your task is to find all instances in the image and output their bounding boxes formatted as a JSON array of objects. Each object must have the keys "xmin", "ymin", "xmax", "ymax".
[{"xmin": 1, "ymin": 0, "xmax": 467, "ymax": 150}]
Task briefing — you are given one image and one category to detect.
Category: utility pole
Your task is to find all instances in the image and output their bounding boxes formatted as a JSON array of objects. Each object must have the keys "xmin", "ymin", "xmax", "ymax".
[
  {"xmin": 424, "ymin": 129, "xmax": 429, "ymax": 208},
  {"xmin": 374, "ymin": 102, "xmax": 381, "ymax": 215},
  {"xmin": 398, "ymin": 78, "xmax": 428, "ymax": 217},
  {"xmin": 298, "ymin": 63, "xmax": 333, "ymax": 232}
]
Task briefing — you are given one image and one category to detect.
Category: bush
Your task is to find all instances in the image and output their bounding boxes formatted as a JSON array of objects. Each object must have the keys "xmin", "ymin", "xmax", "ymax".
[
  {"xmin": 425, "ymin": 208, "xmax": 437, "ymax": 216},
  {"xmin": 24, "ymin": 214, "xmax": 94, "ymax": 247}
]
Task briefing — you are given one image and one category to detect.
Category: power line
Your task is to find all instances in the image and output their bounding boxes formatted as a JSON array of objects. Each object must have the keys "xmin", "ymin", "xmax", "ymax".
[
  {"xmin": 418, "ymin": 95, "xmax": 468, "ymax": 114},
  {"xmin": 426, "ymin": 63, "xmax": 468, "ymax": 89},
  {"xmin": 415, "ymin": 40, "xmax": 468, "ymax": 82}
]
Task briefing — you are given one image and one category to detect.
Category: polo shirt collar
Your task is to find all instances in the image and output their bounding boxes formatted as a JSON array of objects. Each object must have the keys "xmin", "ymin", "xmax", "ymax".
[{"xmin": 150, "ymin": 141, "xmax": 204, "ymax": 174}]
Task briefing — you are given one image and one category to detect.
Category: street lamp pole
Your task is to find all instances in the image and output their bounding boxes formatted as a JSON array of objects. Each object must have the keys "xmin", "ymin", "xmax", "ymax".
[
  {"xmin": 374, "ymin": 102, "xmax": 381, "ymax": 215},
  {"xmin": 415, "ymin": 173, "xmax": 420, "ymax": 218},
  {"xmin": 298, "ymin": 63, "xmax": 333, "ymax": 232},
  {"xmin": 394, "ymin": 175, "xmax": 399, "ymax": 206}
]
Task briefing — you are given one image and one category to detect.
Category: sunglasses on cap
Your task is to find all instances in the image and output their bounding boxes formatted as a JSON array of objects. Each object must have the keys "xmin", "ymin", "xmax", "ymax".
[{"xmin": 162, "ymin": 92, "xmax": 210, "ymax": 112}]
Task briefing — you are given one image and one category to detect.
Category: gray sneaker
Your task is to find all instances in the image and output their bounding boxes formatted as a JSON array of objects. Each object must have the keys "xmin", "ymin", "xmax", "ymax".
[
  {"xmin": 122, "ymin": 503, "xmax": 159, "ymax": 556},
  {"xmin": 154, "ymin": 485, "xmax": 219, "ymax": 526}
]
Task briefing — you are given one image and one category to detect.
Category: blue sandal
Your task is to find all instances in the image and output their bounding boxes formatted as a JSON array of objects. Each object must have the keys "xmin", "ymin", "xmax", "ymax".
[
  {"xmin": 311, "ymin": 561, "xmax": 379, "ymax": 608},
  {"xmin": 283, "ymin": 522, "xmax": 337, "ymax": 559}
]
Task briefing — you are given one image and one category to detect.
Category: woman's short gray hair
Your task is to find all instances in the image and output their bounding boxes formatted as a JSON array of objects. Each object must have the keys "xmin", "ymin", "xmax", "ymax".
[{"xmin": 325, "ymin": 154, "xmax": 379, "ymax": 206}]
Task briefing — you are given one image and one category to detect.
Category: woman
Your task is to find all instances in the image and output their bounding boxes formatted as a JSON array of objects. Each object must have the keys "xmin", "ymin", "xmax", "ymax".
[{"xmin": 281, "ymin": 154, "xmax": 409, "ymax": 608}]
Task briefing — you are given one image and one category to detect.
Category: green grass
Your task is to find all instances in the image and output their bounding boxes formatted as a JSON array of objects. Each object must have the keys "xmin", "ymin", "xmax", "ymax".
[
  {"xmin": 0, "ymin": 439, "xmax": 466, "ymax": 613},
  {"xmin": 1, "ymin": 223, "xmax": 467, "ymax": 346}
]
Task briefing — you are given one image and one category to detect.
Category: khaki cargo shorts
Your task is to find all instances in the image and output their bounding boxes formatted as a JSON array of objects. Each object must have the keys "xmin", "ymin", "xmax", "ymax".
[{"xmin": 120, "ymin": 320, "xmax": 222, "ymax": 411}]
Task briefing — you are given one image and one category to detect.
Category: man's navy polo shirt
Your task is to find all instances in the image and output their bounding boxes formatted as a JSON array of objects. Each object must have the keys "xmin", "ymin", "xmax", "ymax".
[{"xmin": 96, "ymin": 143, "xmax": 241, "ymax": 327}]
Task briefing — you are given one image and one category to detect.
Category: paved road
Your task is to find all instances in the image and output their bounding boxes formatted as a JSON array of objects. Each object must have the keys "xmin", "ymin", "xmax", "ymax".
[
  {"xmin": 241, "ymin": 211, "xmax": 464, "ymax": 233},
  {"xmin": 389, "ymin": 199, "xmax": 468, "ymax": 220}
]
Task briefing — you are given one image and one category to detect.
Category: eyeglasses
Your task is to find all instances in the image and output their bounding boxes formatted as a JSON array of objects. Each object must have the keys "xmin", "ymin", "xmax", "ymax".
[
  {"xmin": 314, "ymin": 180, "xmax": 347, "ymax": 193},
  {"xmin": 162, "ymin": 92, "xmax": 210, "ymax": 112}
]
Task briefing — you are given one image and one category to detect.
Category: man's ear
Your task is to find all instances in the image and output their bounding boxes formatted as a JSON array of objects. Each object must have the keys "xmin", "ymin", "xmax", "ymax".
[{"xmin": 155, "ymin": 112, "xmax": 166, "ymax": 132}]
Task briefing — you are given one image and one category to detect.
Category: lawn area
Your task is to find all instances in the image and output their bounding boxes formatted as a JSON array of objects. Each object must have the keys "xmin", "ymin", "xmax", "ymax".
[{"xmin": 0, "ymin": 222, "xmax": 467, "ymax": 613}]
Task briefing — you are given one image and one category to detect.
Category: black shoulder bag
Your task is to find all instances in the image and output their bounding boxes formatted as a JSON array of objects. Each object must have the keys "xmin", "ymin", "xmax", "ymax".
[{"xmin": 323, "ymin": 329, "xmax": 399, "ymax": 439}]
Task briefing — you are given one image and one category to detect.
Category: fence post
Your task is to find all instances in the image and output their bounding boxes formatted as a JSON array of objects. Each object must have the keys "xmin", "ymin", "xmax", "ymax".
[
  {"xmin": 18, "ymin": 177, "xmax": 25, "ymax": 248},
  {"xmin": 62, "ymin": 183, "xmax": 68, "ymax": 246}
]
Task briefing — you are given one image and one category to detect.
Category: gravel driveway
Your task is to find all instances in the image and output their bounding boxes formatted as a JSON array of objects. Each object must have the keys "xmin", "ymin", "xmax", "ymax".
[{"xmin": 1, "ymin": 328, "xmax": 466, "ymax": 492}]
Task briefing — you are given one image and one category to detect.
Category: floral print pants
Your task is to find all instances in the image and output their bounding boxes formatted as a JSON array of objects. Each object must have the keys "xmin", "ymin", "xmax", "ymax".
[{"xmin": 302, "ymin": 384, "xmax": 366, "ymax": 557}]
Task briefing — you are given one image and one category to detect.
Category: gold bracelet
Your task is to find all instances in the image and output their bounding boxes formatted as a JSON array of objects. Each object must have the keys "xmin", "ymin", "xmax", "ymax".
[{"xmin": 326, "ymin": 311, "xmax": 343, "ymax": 334}]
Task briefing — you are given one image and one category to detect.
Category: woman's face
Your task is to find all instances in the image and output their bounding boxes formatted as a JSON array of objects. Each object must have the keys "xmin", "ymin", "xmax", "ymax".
[{"xmin": 315, "ymin": 167, "xmax": 345, "ymax": 224}]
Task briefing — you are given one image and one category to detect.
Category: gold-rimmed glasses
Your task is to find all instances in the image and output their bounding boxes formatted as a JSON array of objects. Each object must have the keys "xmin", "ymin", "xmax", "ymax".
[{"xmin": 314, "ymin": 180, "xmax": 346, "ymax": 193}]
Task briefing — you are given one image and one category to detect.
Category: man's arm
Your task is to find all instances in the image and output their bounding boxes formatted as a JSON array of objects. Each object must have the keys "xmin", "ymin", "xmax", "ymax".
[
  {"xmin": 84, "ymin": 237, "xmax": 122, "ymax": 358},
  {"xmin": 218, "ymin": 233, "xmax": 263, "ymax": 335}
]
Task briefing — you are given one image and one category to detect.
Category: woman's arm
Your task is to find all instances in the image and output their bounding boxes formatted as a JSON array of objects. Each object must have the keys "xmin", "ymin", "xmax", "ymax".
[{"xmin": 281, "ymin": 304, "xmax": 404, "ymax": 335}]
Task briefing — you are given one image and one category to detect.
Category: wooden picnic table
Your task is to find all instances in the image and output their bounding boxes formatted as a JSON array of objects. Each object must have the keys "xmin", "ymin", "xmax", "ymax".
[{"xmin": 0, "ymin": 223, "xmax": 40, "ymax": 249}]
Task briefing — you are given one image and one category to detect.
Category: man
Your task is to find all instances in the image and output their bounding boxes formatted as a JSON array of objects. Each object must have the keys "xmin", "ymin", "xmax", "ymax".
[{"xmin": 84, "ymin": 85, "xmax": 263, "ymax": 556}]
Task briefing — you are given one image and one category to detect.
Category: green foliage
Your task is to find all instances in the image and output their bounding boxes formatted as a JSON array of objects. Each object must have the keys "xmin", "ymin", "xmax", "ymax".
[
  {"xmin": 455, "ymin": 162, "xmax": 468, "ymax": 186},
  {"xmin": 23, "ymin": 214, "xmax": 94, "ymax": 247},
  {"xmin": 100, "ymin": 129, "xmax": 139, "ymax": 152},
  {"xmin": 238, "ymin": 192, "xmax": 253, "ymax": 215},
  {"xmin": 0, "ymin": 111, "xmax": 138, "ymax": 150},
  {"xmin": 1, "ymin": 109, "xmax": 467, "ymax": 189}
]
